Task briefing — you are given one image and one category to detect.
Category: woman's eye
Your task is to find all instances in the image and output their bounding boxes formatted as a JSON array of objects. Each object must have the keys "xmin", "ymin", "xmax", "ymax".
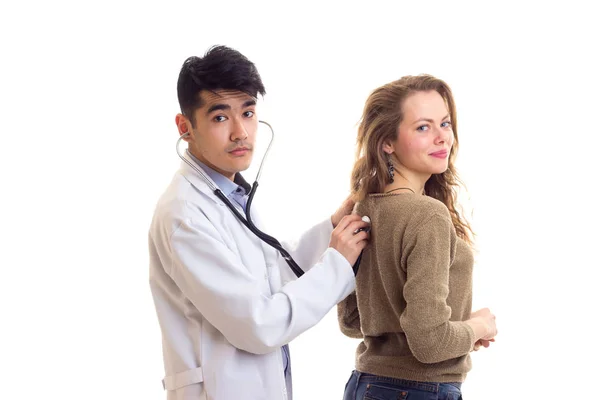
[
  {"xmin": 441, "ymin": 121, "xmax": 452, "ymax": 128},
  {"xmin": 417, "ymin": 125, "xmax": 429, "ymax": 132}
]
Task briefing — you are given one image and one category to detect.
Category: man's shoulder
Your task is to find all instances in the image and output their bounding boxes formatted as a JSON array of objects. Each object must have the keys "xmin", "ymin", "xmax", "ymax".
[{"xmin": 152, "ymin": 173, "xmax": 217, "ymax": 225}]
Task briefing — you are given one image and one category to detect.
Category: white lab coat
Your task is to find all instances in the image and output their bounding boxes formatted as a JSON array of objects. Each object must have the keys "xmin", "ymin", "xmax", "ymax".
[{"xmin": 148, "ymin": 156, "xmax": 356, "ymax": 400}]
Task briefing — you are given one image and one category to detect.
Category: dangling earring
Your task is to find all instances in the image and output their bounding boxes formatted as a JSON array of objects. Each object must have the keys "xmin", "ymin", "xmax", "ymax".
[{"xmin": 386, "ymin": 153, "xmax": 394, "ymax": 183}]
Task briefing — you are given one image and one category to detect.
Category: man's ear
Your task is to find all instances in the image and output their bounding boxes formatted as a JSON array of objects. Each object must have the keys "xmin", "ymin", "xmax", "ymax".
[{"xmin": 175, "ymin": 113, "xmax": 193, "ymax": 142}]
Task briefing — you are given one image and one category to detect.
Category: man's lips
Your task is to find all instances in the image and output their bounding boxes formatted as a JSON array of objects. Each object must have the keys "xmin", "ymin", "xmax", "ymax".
[{"xmin": 229, "ymin": 147, "xmax": 250, "ymax": 156}]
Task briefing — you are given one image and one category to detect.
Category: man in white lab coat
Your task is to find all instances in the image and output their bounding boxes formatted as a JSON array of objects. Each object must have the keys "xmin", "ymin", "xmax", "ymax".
[{"xmin": 148, "ymin": 45, "xmax": 370, "ymax": 400}]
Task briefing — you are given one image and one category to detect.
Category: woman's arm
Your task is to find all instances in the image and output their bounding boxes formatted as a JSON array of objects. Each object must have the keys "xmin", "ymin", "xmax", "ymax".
[
  {"xmin": 337, "ymin": 291, "xmax": 363, "ymax": 338},
  {"xmin": 400, "ymin": 212, "xmax": 475, "ymax": 364}
]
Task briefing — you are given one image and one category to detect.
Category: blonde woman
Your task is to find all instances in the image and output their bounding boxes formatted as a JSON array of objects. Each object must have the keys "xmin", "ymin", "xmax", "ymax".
[{"xmin": 339, "ymin": 75, "xmax": 497, "ymax": 400}]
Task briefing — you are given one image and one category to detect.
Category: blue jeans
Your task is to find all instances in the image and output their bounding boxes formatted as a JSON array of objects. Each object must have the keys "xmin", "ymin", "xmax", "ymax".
[{"xmin": 343, "ymin": 370, "xmax": 463, "ymax": 400}]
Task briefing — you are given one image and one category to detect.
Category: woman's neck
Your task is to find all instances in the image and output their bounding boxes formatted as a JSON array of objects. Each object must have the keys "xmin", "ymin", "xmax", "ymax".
[{"xmin": 383, "ymin": 168, "xmax": 429, "ymax": 195}]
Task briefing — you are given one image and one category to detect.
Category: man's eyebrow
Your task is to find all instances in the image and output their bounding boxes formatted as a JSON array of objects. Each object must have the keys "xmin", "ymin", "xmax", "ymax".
[
  {"xmin": 243, "ymin": 99, "xmax": 257, "ymax": 108},
  {"xmin": 205, "ymin": 99, "xmax": 256, "ymax": 115},
  {"xmin": 206, "ymin": 103, "xmax": 231, "ymax": 115}
]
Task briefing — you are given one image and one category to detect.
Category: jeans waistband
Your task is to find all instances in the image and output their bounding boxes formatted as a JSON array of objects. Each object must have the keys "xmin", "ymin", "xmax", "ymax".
[{"xmin": 353, "ymin": 370, "xmax": 462, "ymax": 393}]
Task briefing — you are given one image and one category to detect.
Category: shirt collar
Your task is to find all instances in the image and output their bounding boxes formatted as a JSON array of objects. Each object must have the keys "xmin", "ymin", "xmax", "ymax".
[{"xmin": 186, "ymin": 150, "xmax": 250, "ymax": 196}]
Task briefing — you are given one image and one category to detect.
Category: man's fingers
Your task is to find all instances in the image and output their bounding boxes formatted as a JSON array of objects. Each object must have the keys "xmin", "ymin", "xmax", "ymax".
[
  {"xmin": 335, "ymin": 214, "xmax": 363, "ymax": 230},
  {"xmin": 352, "ymin": 231, "xmax": 370, "ymax": 244},
  {"xmin": 345, "ymin": 220, "xmax": 370, "ymax": 236}
]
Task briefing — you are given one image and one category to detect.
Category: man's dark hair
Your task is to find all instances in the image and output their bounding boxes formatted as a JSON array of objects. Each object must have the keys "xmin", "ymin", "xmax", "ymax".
[{"xmin": 177, "ymin": 45, "xmax": 266, "ymax": 126}]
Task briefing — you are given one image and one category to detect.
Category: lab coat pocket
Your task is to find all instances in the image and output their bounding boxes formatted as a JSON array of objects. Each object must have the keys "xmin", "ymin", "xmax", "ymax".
[{"xmin": 162, "ymin": 366, "xmax": 204, "ymax": 391}]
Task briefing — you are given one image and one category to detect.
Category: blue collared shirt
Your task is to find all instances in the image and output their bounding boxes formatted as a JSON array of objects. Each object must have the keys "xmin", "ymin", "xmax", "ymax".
[
  {"xmin": 187, "ymin": 150, "xmax": 250, "ymax": 209},
  {"xmin": 187, "ymin": 151, "xmax": 292, "ymax": 396}
]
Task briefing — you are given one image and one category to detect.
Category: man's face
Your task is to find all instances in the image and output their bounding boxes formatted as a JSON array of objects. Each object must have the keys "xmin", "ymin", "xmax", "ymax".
[{"xmin": 179, "ymin": 90, "xmax": 258, "ymax": 181}]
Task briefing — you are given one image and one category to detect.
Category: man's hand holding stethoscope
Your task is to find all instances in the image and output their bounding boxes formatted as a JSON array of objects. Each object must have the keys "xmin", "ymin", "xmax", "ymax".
[{"xmin": 329, "ymin": 214, "xmax": 371, "ymax": 267}]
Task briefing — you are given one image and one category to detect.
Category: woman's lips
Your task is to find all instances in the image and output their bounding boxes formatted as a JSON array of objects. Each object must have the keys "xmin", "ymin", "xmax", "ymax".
[{"xmin": 429, "ymin": 150, "xmax": 448, "ymax": 159}]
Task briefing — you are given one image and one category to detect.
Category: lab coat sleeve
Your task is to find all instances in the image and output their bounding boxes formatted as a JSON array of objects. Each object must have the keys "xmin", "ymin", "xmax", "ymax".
[
  {"xmin": 166, "ymin": 210, "xmax": 356, "ymax": 355},
  {"xmin": 279, "ymin": 218, "xmax": 333, "ymax": 283}
]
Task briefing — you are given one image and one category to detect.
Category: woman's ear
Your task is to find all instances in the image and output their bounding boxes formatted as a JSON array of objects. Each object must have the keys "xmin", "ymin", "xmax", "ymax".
[{"xmin": 382, "ymin": 141, "xmax": 394, "ymax": 155}]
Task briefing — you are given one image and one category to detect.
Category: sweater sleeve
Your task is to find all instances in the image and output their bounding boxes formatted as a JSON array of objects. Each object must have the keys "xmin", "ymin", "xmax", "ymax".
[
  {"xmin": 399, "ymin": 212, "xmax": 474, "ymax": 364},
  {"xmin": 337, "ymin": 291, "xmax": 363, "ymax": 339}
]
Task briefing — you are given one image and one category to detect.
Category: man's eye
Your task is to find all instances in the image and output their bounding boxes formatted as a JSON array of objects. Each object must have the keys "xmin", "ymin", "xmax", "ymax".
[
  {"xmin": 214, "ymin": 115, "xmax": 227, "ymax": 122},
  {"xmin": 244, "ymin": 111, "xmax": 254, "ymax": 118}
]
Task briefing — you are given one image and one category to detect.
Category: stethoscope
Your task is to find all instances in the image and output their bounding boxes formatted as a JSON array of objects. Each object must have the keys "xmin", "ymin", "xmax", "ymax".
[{"xmin": 176, "ymin": 120, "xmax": 307, "ymax": 277}]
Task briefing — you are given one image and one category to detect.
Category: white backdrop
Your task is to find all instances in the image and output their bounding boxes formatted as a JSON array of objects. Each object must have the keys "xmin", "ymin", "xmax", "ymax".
[{"xmin": 1, "ymin": 1, "xmax": 599, "ymax": 399}]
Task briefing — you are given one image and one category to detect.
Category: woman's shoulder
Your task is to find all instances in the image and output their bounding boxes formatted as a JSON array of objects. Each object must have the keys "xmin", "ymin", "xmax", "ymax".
[
  {"xmin": 357, "ymin": 194, "xmax": 452, "ymax": 233},
  {"xmin": 408, "ymin": 194, "xmax": 450, "ymax": 214},
  {"xmin": 398, "ymin": 196, "xmax": 457, "ymax": 248},
  {"xmin": 365, "ymin": 193, "xmax": 449, "ymax": 216}
]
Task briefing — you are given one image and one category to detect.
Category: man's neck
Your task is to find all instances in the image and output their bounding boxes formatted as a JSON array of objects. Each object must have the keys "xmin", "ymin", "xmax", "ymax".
[{"xmin": 187, "ymin": 149, "xmax": 235, "ymax": 181}]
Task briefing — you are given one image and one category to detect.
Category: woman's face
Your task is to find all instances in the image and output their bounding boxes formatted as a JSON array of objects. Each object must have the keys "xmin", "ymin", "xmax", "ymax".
[{"xmin": 387, "ymin": 90, "xmax": 455, "ymax": 177}]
